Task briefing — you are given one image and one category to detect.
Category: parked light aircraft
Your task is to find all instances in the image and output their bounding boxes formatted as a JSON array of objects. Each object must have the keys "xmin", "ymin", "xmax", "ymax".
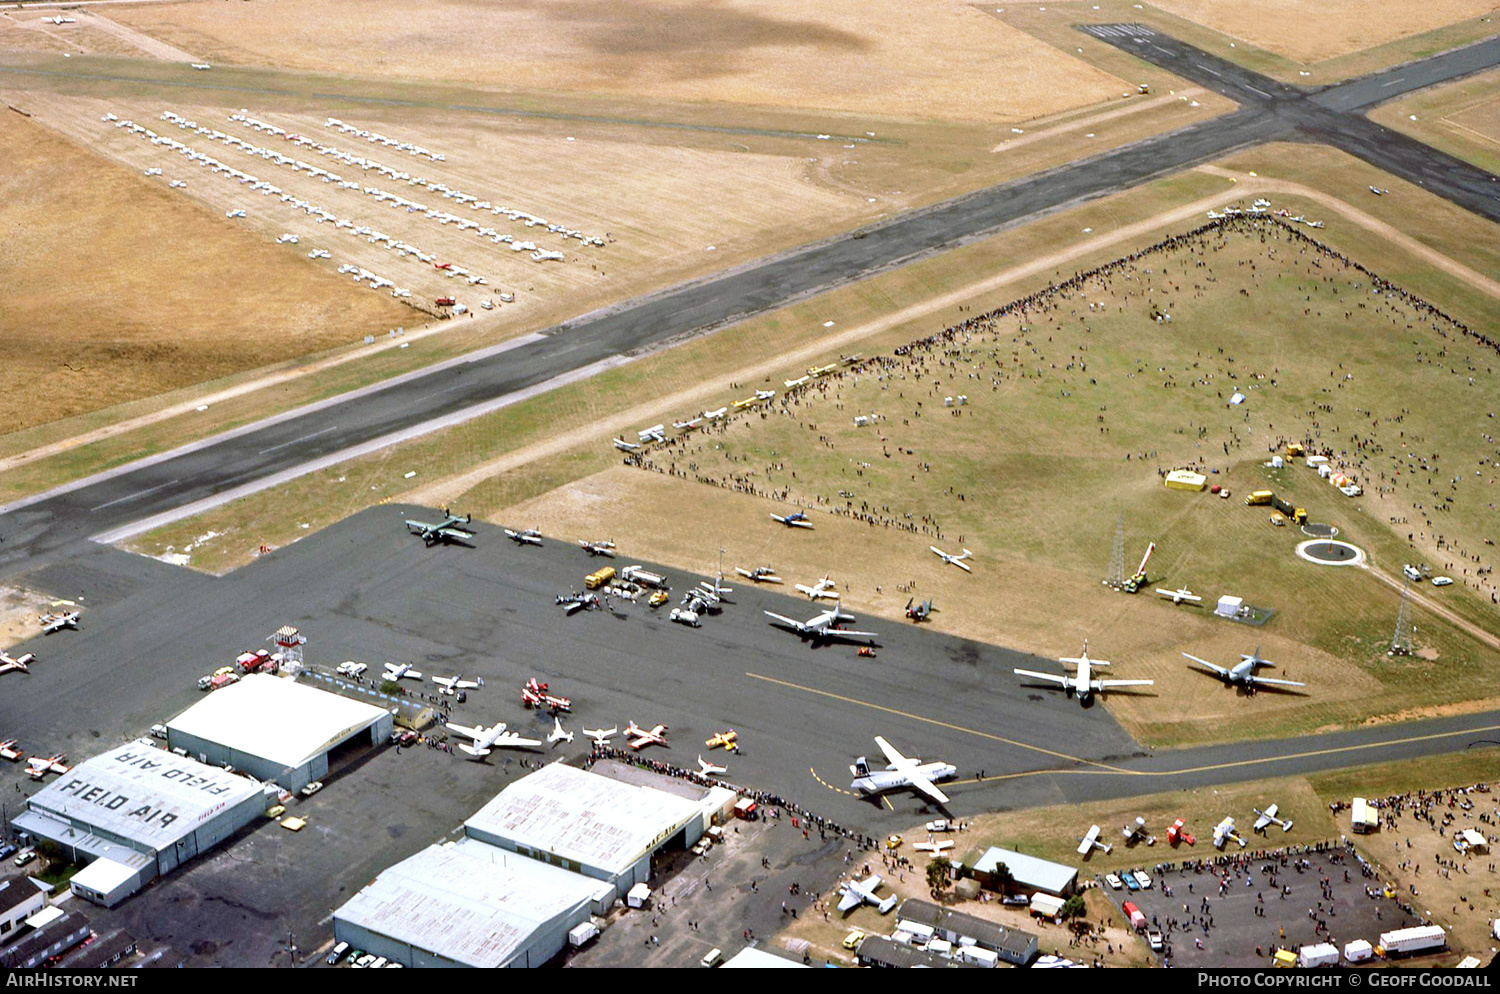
[
  {"xmin": 26, "ymin": 754, "xmax": 69, "ymax": 779},
  {"xmin": 1013, "ymin": 641, "xmax": 1153, "ymax": 705},
  {"xmin": 548, "ymin": 717, "xmax": 574, "ymax": 746},
  {"xmin": 0, "ymin": 740, "xmax": 22, "ymax": 761},
  {"xmin": 764, "ymin": 605, "xmax": 878, "ymax": 646},
  {"xmin": 557, "ymin": 592, "xmax": 600, "ymax": 615},
  {"xmin": 0, "ymin": 651, "xmax": 35, "ymax": 676},
  {"xmin": 625, "ymin": 721, "xmax": 668, "ymax": 750},
  {"xmin": 431, "ymin": 674, "xmax": 478, "ymax": 695},
  {"xmin": 383, "ymin": 661, "xmax": 423, "ymax": 681},
  {"xmin": 912, "ymin": 839, "xmax": 953, "ymax": 854},
  {"xmin": 930, "ymin": 546, "xmax": 973, "ymax": 572},
  {"xmin": 504, "ymin": 528, "xmax": 542, "ymax": 546},
  {"xmin": 405, "ymin": 510, "xmax": 475, "ymax": 546},
  {"xmin": 1213, "ymin": 816, "xmax": 1247, "ymax": 849},
  {"xmin": 705, "ymin": 730, "xmax": 738, "ymax": 751},
  {"xmin": 1122, "ymin": 816, "xmax": 1155, "ymax": 845},
  {"xmin": 1077, "ymin": 824, "xmax": 1114, "ymax": 856},
  {"xmin": 696, "ymin": 575, "xmax": 733, "ymax": 605},
  {"xmin": 612, "ymin": 438, "xmax": 640, "ymax": 452},
  {"xmin": 905, "ymin": 598, "xmax": 934, "ymax": 622},
  {"xmin": 446, "ymin": 721, "xmax": 541, "ymax": 757},
  {"xmin": 584, "ymin": 726, "xmax": 616, "ymax": 746},
  {"xmin": 837, "ymin": 874, "xmax": 898, "ymax": 914},
  {"xmin": 794, "ymin": 575, "xmax": 839, "ymax": 600},
  {"xmin": 39, "ymin": 609, "xmax": 81, "ymax": 634},
  {"xmin": 521, "ymin": 678, "xmax": 571, "ymax": 713},
  {"xmin": 1182, "ymin": 647, "xmax": 1305, "ymax": 692},
  {"xmin": 1155, "ymin": 587, "xmax": 1202, "ymax": 605},
  {"xmin": 579, "ymin": 539, "xmax": 616, "ymax": 557},
  {"xmin": 637, "ymin": 425, "xmax": 666, "ymax": 444},
  {"xmin": 735, "ymin": 565, "xmax": 783, "ymax": 584},
  {"xmin": 697, "ymin": 756, "xmax": 727, "ymax": 776},
  {"xmin": 770, "ymin": 511, "xmax": 814, "ymax": 529},
  {"xmin": 849, "ymin": 736, "xmax": 956, "ymax": 805},
  {"xmin": 1253, "ymin": 804, "xmax": 1293, "ymax": 833}
]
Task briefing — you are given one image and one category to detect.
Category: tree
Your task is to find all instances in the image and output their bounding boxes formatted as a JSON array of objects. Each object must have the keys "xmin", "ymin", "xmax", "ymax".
[
  {"xmin": 989, "ymin": 861, "xmax": 1014, "ymax": 890},
  {"xmin": 1060, "ymin": 894, "xmax": 1088, "ymax": 920},
  {"xmin": 926, "ymin": 855, "xmax": 953, "ymax": 895}
]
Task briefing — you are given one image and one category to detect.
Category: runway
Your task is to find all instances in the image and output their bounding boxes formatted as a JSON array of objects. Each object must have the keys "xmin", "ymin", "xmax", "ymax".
[
  {"xmin": 2, "ymin": 27, "xmax": 1498, "ymax": 573},
  {"xmin": 2, "ymin": 507, "xmax": 1493, "ymax": 833}
]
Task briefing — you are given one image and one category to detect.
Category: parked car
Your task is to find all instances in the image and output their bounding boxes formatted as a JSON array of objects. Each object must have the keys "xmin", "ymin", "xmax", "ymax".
[
  {"xmin": 0, "ymin": 844, "xmax": 17, "ymax": 860},
  {"xmin": 1133, "ymin": 870, "xmax": 1153, "ymax": 889},
  {"xmin": 1432, "ymin": 577, "xmax": 1453, "ymax": 587},
  {"xmin": 327, "ymin": 942, "xmax": 349, "ymax": 965},
  {"xmin": 13, "ymin": 850, "xmax": 36, "ymax": 868},
  {"xmin": 1104, "ymin": 873, "xmax": 1123, "ymax": 890},
  {"xmin": 842, "ymin": 930, "xmax": 865, "ymax": 950},
  {"xmin": 1148, "ymin": 931, "xmax": 1164, "ymax": 952},
  {"xmin": 150, "ymin": 724, "xmax": 168, "ymax": 739},
  {"xmin": 1123, "ymin": 873, "xmax": 1139, "ymax": 891},
  {"xmin": 391, "ymin": 730, "xmax": 418, "ymax": 747},
  {"xmin": 300, "ymin": 781, "xmax": 324, "ymax": 797}
]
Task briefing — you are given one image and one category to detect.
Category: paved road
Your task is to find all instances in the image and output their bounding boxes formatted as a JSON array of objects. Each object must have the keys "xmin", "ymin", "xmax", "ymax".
[{"xmin": 3, "ymin": 26, "xmax": 1498, "ymax": 571}]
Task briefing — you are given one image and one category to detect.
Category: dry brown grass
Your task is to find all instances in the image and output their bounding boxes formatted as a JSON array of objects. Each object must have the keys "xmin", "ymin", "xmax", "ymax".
[
  {"xmin": 1147, "ymin": 0, "xmax": 1500, "ymax": 64},
  {"xmin": 107, "ymin": 0, "xmax": 1124, "ymax": 125},
  {"xmin": 0, "ymin": 107, "xmax": 410, "ymax": 434}
]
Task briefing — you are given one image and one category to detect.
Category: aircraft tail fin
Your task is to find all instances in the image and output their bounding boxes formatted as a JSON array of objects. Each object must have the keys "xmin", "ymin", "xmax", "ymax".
[{"xmin": 852, "ymin": 756, "xmax": 870, "ymax": 777}]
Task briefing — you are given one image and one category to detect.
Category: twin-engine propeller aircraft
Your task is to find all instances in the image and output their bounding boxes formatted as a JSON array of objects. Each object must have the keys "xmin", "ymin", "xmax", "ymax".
[
  {"xmin": 849, "ymin": 736, "xmax": 956, "ymax": 805},
  {"xmin": 578, "ymin": 539, "xmax": 616, "ymax": 557},
  {"xmin": 447, "ymin": 721, "xmax": 541, "ymax": 757},
  {"xmin": 504, "ymin": 528, "xmax": 543, "ymax": 546},
  {"xmin": 794, "ymin": 575, "xmax": 839, "ymax": 600},
  {"xmin": 405, "ymin": 509, "xmax": 475, "ymax": 546},
  {"xmin": 0, "ymin": 651, "xmax": 35, "ymax": 676},
  {"xmin": 1013, "ymin": 641, "xmax": 1153, "ymax": 705},
  {"xmin": 431, "ymin": 674, "xmax": 478, "ymax": 695},
  {"xmin": 1182, "ymin": 646, "xmax": 1305, "ymax": 692},
  {"xmin": 764, "ymin": 605, "xmax": 878, "ymax": 646},
  {"xmin": 625, "ymin": 721, "xmax": 668, "ymax": 750},
  {"xmin": 837, "ymin": 874, "xmax": 898, "ymax": 914},
  {"xmin": 383, "ymin": 661, "xmax": 423, "ymax": 681},
  {"xmin": 39, "ymin": 608, "xmax": 81, "ymax": 634}
]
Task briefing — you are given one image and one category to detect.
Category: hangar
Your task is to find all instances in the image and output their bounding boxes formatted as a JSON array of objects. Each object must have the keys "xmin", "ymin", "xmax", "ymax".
[
  {"xmin": 333, "ymin": 839, "xmax": 611, "ymax": 968},
  {"xmin": 166, "ymin": 673, "xmax": 392, "ymax": 791},
  {"xmin": 463, "ymin": 762, "xmax": 724, "ymax": 903},
  {"xmin": 960, "ymin": 846, "xmax": 1078, "ymax": 897},
  {"xmin": 11, "ymin": 743, "xmax": 268, "ymax": 907}
]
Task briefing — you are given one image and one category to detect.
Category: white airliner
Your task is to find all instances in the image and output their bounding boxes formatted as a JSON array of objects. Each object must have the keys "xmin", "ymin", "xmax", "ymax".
[
  {"xmin": 697, "ymin": 755, "xmax": 727, "ymax": 777},
  {"xmin": 446, "ymin": 721, "xmax": 541, "ymax": 757},
  {"xmin": 794, "ymin": 575, "xmax": 839, "ymax": 600},
  {"xmin": 1183, "ymin": 646, "xmax": 1305, "ymax": 692},
  {"xmin": 1253, "ymin": 804, "xmax": 1293, "ymax": 833},
  {"xmin": 383, "ymin": 661, "xmax": 423, "ymax": 681},
  {"xmin": 584, "ymin": 726, "xmax": 617, "ymax": 746},
  {"xmin": 837, "ymin": 874, "xmax": 898, "ymax": 914},
  {"xmin": 431, "ymin": 674, "xmax": 479, "ymax": 695},
  {"xmin": 770, "ymin": 511, "xmax": 814, "ymax": 529},
  {"xmin": 1155, "ymin": 586, "xmax": 1202, "ymax": 605},
  {"xmin": 1014, "ymin": 641, "xmax": 1153, "ymax": 704},
  {"xmin": 930, "ymin": 546, "xmax": 973, "ymax": 572},
  {"xmin": 849, "ymin": 736, "xmax": 956, "ymax": 805},
  {"xmin": 548, "ymin": 717, "xmax": 574, "ymax": 746},
  {"xmin": 624, "ymin": 721, "xmax": 668, "ymax": 750},
  {"xmin": 764, "ymin": 606, "xmax": 878, "ymax": 646}
]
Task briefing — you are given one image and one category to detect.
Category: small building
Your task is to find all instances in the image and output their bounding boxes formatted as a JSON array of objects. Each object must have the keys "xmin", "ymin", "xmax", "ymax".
[
  {"xmin": 1164, "ymin": 470, "xmax": 1207, "ymax": 491},
  {"xmin": 57, "ymin": 929, "xmax": 138, "ymax": 969},
  {"xmin": 961, "ymin": 846, "xmax": 1078, "ymax": 897},
  {"xmin": 0, "ymin": 874, "xmax": 46, "ymax": 943},
  {"xmin": 69, "ymin": 856, "xmax": 147, "ymax": 909},
  {"xmin": 332, "ymin": 839, "xmax": 611, "ymax": 968},
  {"xmin": 0, "ymin": 910, "xmax": 90, "ymax": 969},
  {"xmin": 855, "ymin": 934, "xmax": 974, "ymax": 969},
  {"xmin": 166, "ymin": 673, "xmax": 392, "ymax": 792},
  {"xmin": 894, "ymin": 899, "xmax": 1038, "ymax": 965},
  {"xmin": 1214, "ymin": 595, "xmax": 1244, "ymax": 619},
  {"xmin": 1458, "ymin": 829, "xmax": 1488, "ymax": 853}
]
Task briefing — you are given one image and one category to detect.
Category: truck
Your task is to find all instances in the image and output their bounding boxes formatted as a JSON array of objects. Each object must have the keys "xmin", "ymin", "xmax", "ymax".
[
  {"xmin": 1377, "ymin": 925, "xmax": 1447, "ymax": 957},
  {"xmin": 620, "ymin": 565, "xmax": 668, "ymax": 590},
  {"xmin": 236, "ymin": 649, "xmax": 279, "ymax": 674},
  {"xmin": 198, "ymin": 672, "xmax": 240, "ymax": 691},
  {"xmin": 1244, "ymin": 490, "xmax": 1275, "ymax": 506},
  {"xmin": 567, "ymin": 921, "xmax": 601, "ymax": 948},
  {"xmin": 1270, "ymin": 495, "xmax": 1307, "ymax": 524},
  {"xmin": 1297, "ymin": 943, "xmax": 1339, "ymax": 968},
  {"xmin": 584, "ymin": 566, "xmax": 616, "ymax": 590},
  {"xmin": 1122, "ymin": 901, "xmax": 1147, "ymax": 930}
]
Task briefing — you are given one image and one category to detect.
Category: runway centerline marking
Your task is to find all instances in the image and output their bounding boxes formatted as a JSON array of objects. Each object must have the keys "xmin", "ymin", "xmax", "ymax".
[
  {"xmin": 1194, "ymin": 64, "xmax": 1222, "ymax": 77},
  {"xmin": 89, "ymin": 479, "xmax": 180, "ymax": 512},
  {"xmin": 745, "ymin": 671, "xmax": 1134, "ymax": 772},
  {"xmin": 1245, "ymin": 85, "xmax": 1272, "ymax": 99},
  {"xmin": 257, "ymin": 426, "xmax": 338, "ymax": 455},
  {"xmin": 1382, "ymin": 77, "xmax": 1406, "ymax": 88}
]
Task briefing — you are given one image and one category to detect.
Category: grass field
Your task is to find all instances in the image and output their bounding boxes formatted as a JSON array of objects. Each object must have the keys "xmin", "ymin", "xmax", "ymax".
[
  {"xmin": 106, "ymin": 0, "xmax": 1125, "ymax": 126},
  {"xmin": 0, "ymin": 106, "xmax": 409, "ymax": 434},
  {"xmin": 1369, "ymin": 69, "xmax": 1500, "ymax": 178}
]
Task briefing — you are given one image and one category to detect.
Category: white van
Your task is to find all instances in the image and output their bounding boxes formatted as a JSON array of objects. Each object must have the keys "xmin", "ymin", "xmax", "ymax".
[
  {"xmin": 327, "ymin": 941, "xmax": 349, "ymax": 965},
  {"xmin": 700, "ymin": 948, "xmax": 722, "ymax": 968}
]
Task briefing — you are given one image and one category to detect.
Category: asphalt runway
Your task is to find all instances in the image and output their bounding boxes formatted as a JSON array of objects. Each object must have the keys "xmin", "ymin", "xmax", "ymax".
[
  {"xmin": 4, "ymin": 508, "xmax": 1496, "ymax": 838},
  {"xmin": 2, "ymin": 27, "xmax": 1498, "ymax": 571}
]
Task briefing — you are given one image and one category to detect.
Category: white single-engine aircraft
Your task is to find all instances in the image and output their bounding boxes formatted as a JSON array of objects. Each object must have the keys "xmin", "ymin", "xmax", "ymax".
[
  {"xmin": 1076, "ymin": 824, "xmax": 1114, "ymax": 856},
  {"xmin": 849, "ymin": 736, "xmax": 956, "ymax": 805},
  {"xmin": 1155, "ymin": 586, "xmax": 1203, "ymax": 605},
  {"xmin": 0, "ymin": 651, "xmax": 35, "ymax": 676},
  {"xmin": 504, "ymin": 528, "xmax": 543, "ymax": 546},
  {"xmin": 548, "ymin": 717, "xmax": 574, "ymax": 746},
  {"xmin": 1213, "ymin": 816, "xmax": 1247, "ymax": 849},
  {"xmin": 612, "ymin": 438, "xmax": 640, "ymax": 452},
  {"xmin": 578, "ymin": 539, "xmax": 616, "ymax": 557},
  {"xmin": 735, "ymin": 565, "xmax": 783, "ymax": 584},
  {"xmin": 405, "ymin": 510, "xmax": 475, "ymax": 546},
  {"xmin": 697, "ymin": 755, "xmax": 727, "ymax": 777},
  {"xmin": 39, "ymin": 610, "xmax": 81, "ymax": 634},
  {"xmin": 1014, "ymin": 641, "xmax": 1153, "ymax": 705},
  {"xmin": 764, "ymin": 605, "xmax": 878, "ymax": 646},
  {"xmin": 794, "ymin": 575, "xmax": 839, "ymax": 600},
  {"xmin": 1182, "ymin": 646, "xmax": 1305, "ymax": 692},
  {"xmin": 1253, "ymin": 804, "xmax": 1294, "ymax": 833},
  {"xmin": 837, "ymin": 874, "xmax": 898, "ymax": 915},
  {"xmin": 383, "ymin": 661, "xmax": 423, "ymax": 681},
  {"xmin": 446, "ymin": 721, "xmax": 541, "ymax": 757},
  {"xmin": 930, "ymin": 546, "xmax": 973, "ymax": 572},
  {"xmin": 584, "ymin": 726, "xmax": 617, "ymax": 746},
  {"xmin": 624, "ymin": 721, "xmax": 669, "ymax": 750},
  {"xmin": 770, "ymin": 511, "xmax": 814, "ymax": 529},
  {"xmin": 431, "ymin": 674, "xmax": 479, "ymax": 695}
]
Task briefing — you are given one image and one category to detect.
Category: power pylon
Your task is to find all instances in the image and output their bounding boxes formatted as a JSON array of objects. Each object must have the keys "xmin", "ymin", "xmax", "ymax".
[
  {"xmin": 1389, "ymin": 576, "xmax": 1414, "ymax": 656},
  {"xmin": 1104, "ymin": 511, "xmax": 1126, "ymax": 589}
]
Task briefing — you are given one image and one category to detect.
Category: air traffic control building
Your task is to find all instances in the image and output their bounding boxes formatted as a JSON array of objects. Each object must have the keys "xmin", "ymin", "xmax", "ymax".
[
  {"xmin": 12, "ymin": 743, "xmax": 269, "ymax": 908},
  {"xmin": 166, "ymin": 673, "xmax": 392, "ymax": 792}
]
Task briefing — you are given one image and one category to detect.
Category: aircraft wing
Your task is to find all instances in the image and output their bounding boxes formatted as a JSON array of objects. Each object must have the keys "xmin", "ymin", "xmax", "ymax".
[
  {"xmin": 1014, "ymin": 668, "xmax": 1070, "ymax": 687},
  {"xmin": 820, "ymin": 628, "xmax": 878, "ymax": 642},
  {"xmin": 1098, "ymin": 679, "xmax": 1154, "ymax": 689},
  {"xmin": 445, "ymin": 723, "xmax": 482, "ymax": 741},
  {"xmin": 763, "ymin": 611, "xmax": 807, "ymax": 631},
  {"xmin": 836, "ymin": 889, "xmax": 862, "ymax": 913},
  {"xmin": 905, "ymin": 770, "xmax": 951, "ymax": 806},
  {"xmin": 405, "ymin": 520, "xmax": 432, "ymax": 533},
  {"xmin": 873, "ymin": 736, "xmax": 911, "ymax": 770},
  {"xmin": 1253, "ymin": 813, "xmax": 1272, "ymax": 830},
  {"xmin": 436, "ymin": 527, "xmax": 474, "ymax": 541},
  {"xmin": 1182, "ymin": 653, "xmax": 1230, "ymax": 678},
  {"xmin": 952, "ymin": 560, "xmax": 972, "ymax": 572},
  {"xmin": 494, "ymin": 732, "xmax": 543, "ymax": 748},
  {"xmin": 1249, "ymin": 675, "xmax": 1306, "ymax": 688}
]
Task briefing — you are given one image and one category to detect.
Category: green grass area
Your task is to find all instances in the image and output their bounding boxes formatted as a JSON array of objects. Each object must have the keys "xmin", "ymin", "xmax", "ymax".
[{"xmin": 1369, "ymin": 69, "xmax": 1500, "ymax": 178}]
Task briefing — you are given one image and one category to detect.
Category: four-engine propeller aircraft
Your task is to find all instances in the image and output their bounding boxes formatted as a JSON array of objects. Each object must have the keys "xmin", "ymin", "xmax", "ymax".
[
  {"xmin": 431, "ymin": 674, "xmax": 479, "ymax": 695},
  {"xmin": 930, "ymin": 546, "xmax": 973, "ymax": 572},
  {"xmin": 849, "ymin": 736, "xmax": 956, "ymax": 805},
  {"xmin": 905, "ymin": 598, "xmax": 934, "ymax": 622},
  {"xmin": 0, "ymin": 651, "xmax": 35, "ymax": 676},
  {"xmin": 1155, "ymin": 586, "xmax": 1202, "ymax": 605},
  {"xmin": 770, "ymin": 511, "xmax": 814, "ymax": 529},
  {"xmin": 837, "ymin": 874, "xmax": 898, "ymax": 915},
  {"xmin": 39, "ymin": 609, "xmax": 81, "ymax": 634},
  {"xmin": 504, "ymin": 528, "xmax": 543, "ymax": 546},
  {"xmin": 764, "ymin": 605, "xmax": 878, "ymax": 646},
  {"xmin": 794, "ymin": 575, "xmax": 839, "ymax": 600},
  {"xmin": 697, "ymin": 755, "xmax": 727, "ymax": 776},
  {"xmin": 625, "ymin": 721, "xmax": 669, "ymax": 750},
  {"xmin": 735, "ymin": 565, "xmax": 783, "ymax": 584},
  {"xmin": 1182, "ymin": 646, "xmax": 1305, "ymax": 692},
  {"xmin": 446, "ymin": 721, "xmax": 541, "ymax": 757},
  {"xmin": 1253, "ymin": 804, "xmax": 1294, "ymax": 833},
  {"xmin": 1013, "ymin": 641, "xmax": 1153, "ymax": 705},
  {"xmin": 521, "ymin": 678, "xmax": 571, "ymax": 713},
  {"xmin": 548, "ymin": 717, "xmax": 574, "ymax": 746},
  {"xmin": 405, "ymin": 509, "xmax": 475, "ymax": 546},
  {"xmin": 383, "ymin": 661, "xmax": 423, "ymax": 681},
  {"xmin": 579, "ymin": 539, "xmax": 616, "ymax": 557},
  {"xmin": 584, "ymin": 726, "xmax": 616, "ymax": 746}
]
